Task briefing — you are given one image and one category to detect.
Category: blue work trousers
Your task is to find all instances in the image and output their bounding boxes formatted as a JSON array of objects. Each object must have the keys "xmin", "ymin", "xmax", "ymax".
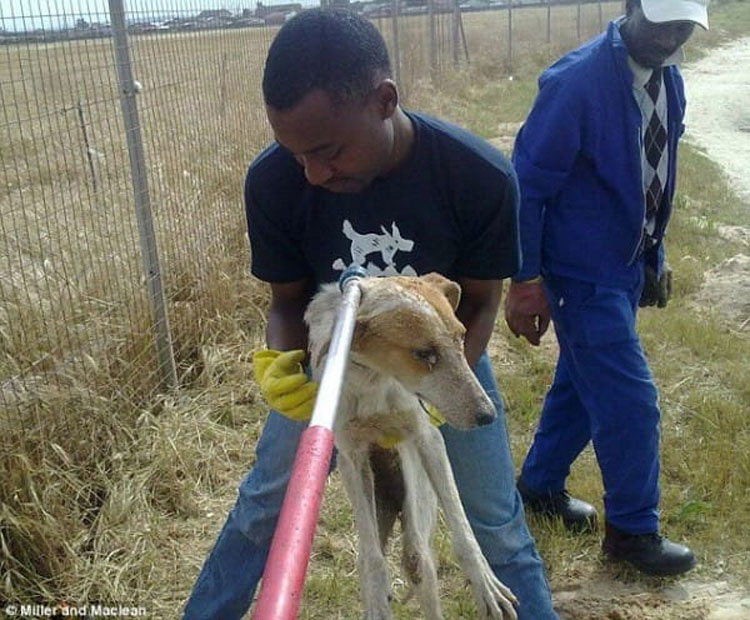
[
  {"xmin": 520, "ymin": 271, "xmax": 661, "ymax": 534},
  {"xmin": 183, "ymin": 352, "xmax": 557, "ymax": 619}
]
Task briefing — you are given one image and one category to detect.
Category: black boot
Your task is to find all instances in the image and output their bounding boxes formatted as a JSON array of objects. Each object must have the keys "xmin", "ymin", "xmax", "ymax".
[
  {"xmin": 517, "ymin": 477, "xmax": 598, "ymax": 532},
  {"xmin": 602, "ymin": 522, "xmax": 695, "ymax": 576}
]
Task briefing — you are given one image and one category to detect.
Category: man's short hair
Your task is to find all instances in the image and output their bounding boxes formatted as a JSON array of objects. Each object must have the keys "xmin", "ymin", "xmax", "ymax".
[{"xmin": 262, "ymin": 8, "xmax": 392, "ymax": 110}]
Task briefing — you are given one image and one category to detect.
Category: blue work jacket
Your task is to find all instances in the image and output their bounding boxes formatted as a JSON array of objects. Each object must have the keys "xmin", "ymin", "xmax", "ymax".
[{"xmin": 512, "ymin": 20, "xmax": 686, "ymax": 287}]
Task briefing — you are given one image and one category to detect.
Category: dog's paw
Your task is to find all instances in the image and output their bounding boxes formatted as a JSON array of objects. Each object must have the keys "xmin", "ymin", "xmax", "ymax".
[
  {"xmin": 362, "ymin": 604, "xmax": 393, "ymax": 620},
  {"xmin": 470, "ymin": 570, "xmax": 518, "ymax": 620}
]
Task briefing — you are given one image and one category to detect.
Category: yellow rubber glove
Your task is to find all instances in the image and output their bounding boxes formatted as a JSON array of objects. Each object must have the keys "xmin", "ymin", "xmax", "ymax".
[{"xmin": 252, "ymin": 349, "xmax": 317, "ymax": 421}]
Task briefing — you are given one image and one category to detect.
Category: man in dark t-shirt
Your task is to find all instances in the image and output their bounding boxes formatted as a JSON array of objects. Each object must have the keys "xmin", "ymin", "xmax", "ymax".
[{"xmin": 183, "ymin": 9, "xmax": 557, "ymax": 620}]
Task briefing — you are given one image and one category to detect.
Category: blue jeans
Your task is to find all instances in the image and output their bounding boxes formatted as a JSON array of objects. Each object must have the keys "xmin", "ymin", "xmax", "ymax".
[
  {"xmin": 183, "ymin": 353, "xmax": 557, "ymax": 619},
  {"xmin": 520, "ymin": 272, "xmax": 661, "ymax": 534}
]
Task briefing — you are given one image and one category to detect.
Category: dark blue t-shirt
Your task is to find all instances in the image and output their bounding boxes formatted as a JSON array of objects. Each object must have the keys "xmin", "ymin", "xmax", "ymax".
[{"xmin": 245, "ymin": 111, "xmax": 520, "ymax": 286}]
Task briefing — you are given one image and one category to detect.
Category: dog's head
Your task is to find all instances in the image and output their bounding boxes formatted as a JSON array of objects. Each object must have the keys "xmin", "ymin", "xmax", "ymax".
[{"xmin": 347, "ymin": 273, "xmax": 496, "ymax": 430}]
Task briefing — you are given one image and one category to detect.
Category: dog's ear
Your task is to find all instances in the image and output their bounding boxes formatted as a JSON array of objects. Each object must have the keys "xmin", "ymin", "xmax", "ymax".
[{"xmin": 421, "ymin": 272, "xmax": 461, "ymax": 311}]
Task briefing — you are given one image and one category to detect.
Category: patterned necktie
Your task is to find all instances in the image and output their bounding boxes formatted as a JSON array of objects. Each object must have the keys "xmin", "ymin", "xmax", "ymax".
[{"xmin": 643, "ymin": 68, "xmax": 666, "ymax": 229}]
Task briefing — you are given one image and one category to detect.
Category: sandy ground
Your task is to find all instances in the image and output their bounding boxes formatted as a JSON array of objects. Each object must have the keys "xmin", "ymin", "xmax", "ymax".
[
  {"xmin": 553, "ymin": 577, "xmax": 750, "ymax": 620},
  {"xmin": 683, "ymin": 37, "xmax": 750, "ymax": 326},
  {"xmin": 682, "ymin": 38, "xmax": 750, "ymax": 203},
  {"xmin": 489, "ymin": 38, "xmax": 750, "ymax": 619}
]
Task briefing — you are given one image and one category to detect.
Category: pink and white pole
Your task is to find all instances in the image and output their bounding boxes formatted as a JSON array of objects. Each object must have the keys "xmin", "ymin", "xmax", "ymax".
[{"xmin": 252, "ymin": 266, "xmax": 367, "ymax": 620}]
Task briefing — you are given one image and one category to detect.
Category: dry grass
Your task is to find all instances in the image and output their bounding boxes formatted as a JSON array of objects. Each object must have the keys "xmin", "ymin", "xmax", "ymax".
[{"xmin": 1, "ymin": 1, "xmax": 749, "ymax": 618}]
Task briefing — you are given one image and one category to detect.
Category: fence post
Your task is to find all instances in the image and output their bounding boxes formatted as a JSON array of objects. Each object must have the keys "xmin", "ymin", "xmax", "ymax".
[
  {"xmin": 390, "ymin": 0, "xmax": 401, "ymax": 87},
  {"xmin": 453, "ymin": 0, "xmax": 460, "ymax": 66},
  {"xmin": 454, "ymin": 0, "xmax": 469, "ymax": 65},
  {"xmin": 507, "ymin": 0, "xmax": 513, "ymax": 68},
  {"xmin": 76, "ymin": 100, "xmax": 98, "ymax": 191},
  {"xmin": 547, "ymin": 0, "xmax": 551, "ymax": 44},
  {"xmin": 428, "ymin": 0, "xmax": 437, "ymax": 82},
  {"xmin": 108, "ymin": 0, "xmax": 177, "ymax": 391}
]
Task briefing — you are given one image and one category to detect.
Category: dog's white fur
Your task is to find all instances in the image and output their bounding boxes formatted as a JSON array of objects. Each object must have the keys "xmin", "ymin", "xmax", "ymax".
[{"xmin": 305, "ymin": 273, "xmax": 517, "ymax": 620}]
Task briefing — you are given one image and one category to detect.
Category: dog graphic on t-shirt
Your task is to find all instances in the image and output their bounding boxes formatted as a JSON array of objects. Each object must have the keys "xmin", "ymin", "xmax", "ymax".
[{"xmin": 332, "ymin": 219, "xmax": 417, "ymax": 277}]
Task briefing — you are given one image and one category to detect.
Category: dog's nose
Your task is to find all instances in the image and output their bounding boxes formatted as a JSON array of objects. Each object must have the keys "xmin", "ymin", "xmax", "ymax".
[{"xmin": 475, "ymin": 411, "xmax": 496, "ymax": 426}]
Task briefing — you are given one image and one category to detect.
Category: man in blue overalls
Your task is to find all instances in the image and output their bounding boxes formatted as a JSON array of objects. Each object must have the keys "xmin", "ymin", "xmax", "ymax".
[{"xmin": 505, "ymin": 0, "xmax": 708, "ymax": 577}]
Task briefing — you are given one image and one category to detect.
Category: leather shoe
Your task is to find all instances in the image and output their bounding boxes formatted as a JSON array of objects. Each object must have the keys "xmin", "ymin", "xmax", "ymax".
[
  {"xmin": 517, "ymin": 478, "xmax": 598, "ymax": 532},
  {"xmin": 602, "ymin": 522, "xmax": 695, "ymax": 576}
]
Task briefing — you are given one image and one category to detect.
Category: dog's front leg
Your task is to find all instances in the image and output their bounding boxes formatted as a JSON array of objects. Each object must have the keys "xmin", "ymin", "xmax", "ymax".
[
  {"xmin": 338, "ymin": 449, "xmax": 394, "ymax": 620},
  {"xmin": 414, "ymin": 428, "xmax": 518, "ymax": 620}
]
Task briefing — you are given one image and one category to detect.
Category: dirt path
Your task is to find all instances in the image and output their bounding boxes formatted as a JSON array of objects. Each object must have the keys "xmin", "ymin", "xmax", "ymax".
[
  {"xmin": 682, "ymin": 37, "xmax": 750, "ymax": 202},
  {"xmin": 551, "ymin": 574, "xmax": 750, "ymax": 619},
  {"xmin": 683, "ymin": 38, "xmax": 750, "ymax": 325}
]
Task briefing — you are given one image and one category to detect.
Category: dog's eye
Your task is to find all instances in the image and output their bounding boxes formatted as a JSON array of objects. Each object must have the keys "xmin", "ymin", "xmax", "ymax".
[{"xmin": 413, "ymin": 347, "xmax": 438, "ymax": 368}]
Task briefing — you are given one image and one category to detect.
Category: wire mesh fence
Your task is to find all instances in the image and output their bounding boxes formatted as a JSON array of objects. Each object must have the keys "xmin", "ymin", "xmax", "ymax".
[
  {"xmin": 0, "ymin": 0, "xmax": 623, "ymax": 445},
  {"xmin": 1, "ymin": 0, "xmax": 274, "ymax": 445}
]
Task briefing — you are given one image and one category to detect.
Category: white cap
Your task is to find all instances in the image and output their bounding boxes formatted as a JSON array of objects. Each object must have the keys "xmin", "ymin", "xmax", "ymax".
[{"xmin": 641, "ymin": 0, "xmax": 709, "ymax": 29}]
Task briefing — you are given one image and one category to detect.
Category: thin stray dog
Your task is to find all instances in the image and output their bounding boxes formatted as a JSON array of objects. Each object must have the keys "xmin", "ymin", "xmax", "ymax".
[{"xmin": 305, "ymin": 273, "xmax": 518, "ymax": 620}]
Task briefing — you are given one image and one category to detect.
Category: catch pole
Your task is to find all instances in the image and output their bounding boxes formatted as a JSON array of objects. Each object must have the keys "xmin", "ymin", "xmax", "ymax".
[{"xmin": 252, "ymin": 266, "xmax": 367, "ymax": 620}]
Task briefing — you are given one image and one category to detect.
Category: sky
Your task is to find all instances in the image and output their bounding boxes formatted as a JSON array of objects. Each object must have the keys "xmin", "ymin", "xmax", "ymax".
[{"xmin": 1, "ymin": 0, "xmax": 321, "ymax": 31}]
